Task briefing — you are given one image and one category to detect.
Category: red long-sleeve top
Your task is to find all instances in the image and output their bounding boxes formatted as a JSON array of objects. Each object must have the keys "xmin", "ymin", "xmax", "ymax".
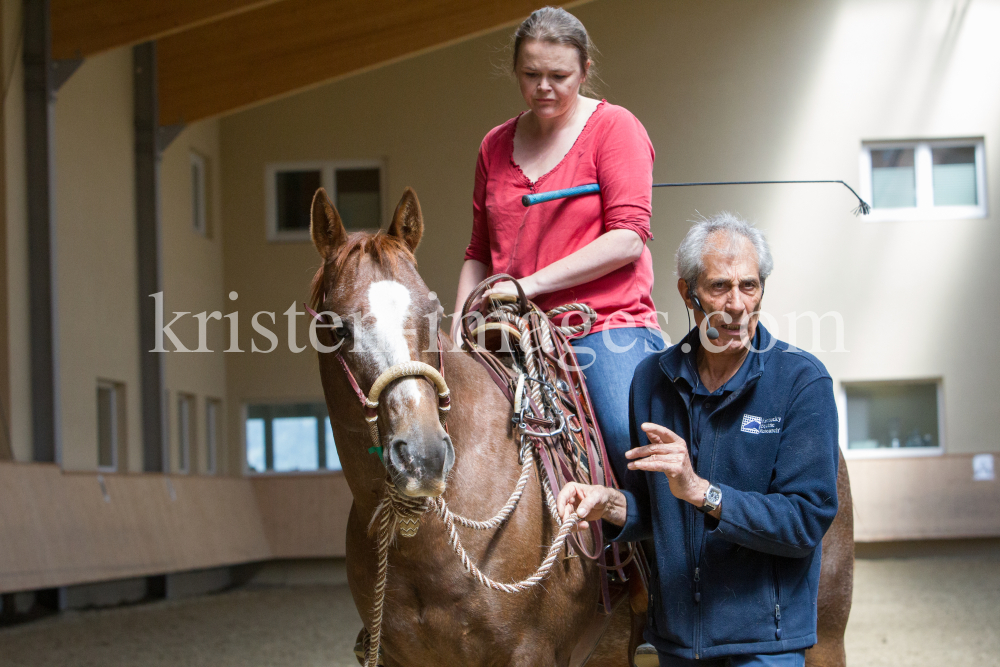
[{"xmin": 464, "ymin": 100, "xmax": 659, "ymax": 334}]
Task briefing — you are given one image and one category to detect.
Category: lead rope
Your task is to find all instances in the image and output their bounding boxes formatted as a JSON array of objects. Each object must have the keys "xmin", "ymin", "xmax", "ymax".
[
  {"xmin": 364, "ymin": 457, "xmax": 579, "ymax": 667},
  {"xmin": 361, "ymin": 401, "xmax": 579, "ymax": 667}
]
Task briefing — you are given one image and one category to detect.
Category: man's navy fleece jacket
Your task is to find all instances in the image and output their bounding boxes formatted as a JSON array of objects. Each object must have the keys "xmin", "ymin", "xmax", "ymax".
[{"xmin": 609, "ymin": 325, "xmax": 840, "ymax": 660}]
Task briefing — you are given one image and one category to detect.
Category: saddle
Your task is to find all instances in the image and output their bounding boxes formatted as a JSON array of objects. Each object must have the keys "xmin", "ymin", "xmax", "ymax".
[{"xmin": 458, "ymin": 275, "xmax": 650, "ymax": 666}]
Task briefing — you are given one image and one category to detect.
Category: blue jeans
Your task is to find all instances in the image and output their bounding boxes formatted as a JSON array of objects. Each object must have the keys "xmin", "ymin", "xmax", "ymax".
[
  {"xmin": 571, "ymin": 327, "xmax": 666, "ymax": 487},
  {"xmin": 657, "ymin": 651, "xmax": 806, "ymax": 667}
]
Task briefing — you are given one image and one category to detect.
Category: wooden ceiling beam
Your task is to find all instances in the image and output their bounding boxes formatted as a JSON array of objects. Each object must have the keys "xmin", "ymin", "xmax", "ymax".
[
  {"xmin": 157, "ymin": 0, "xmax": 586, "ymax": 126},
  {"xmin": 51, "ymin": 0, "xmax": 287, "ymax": 60}
]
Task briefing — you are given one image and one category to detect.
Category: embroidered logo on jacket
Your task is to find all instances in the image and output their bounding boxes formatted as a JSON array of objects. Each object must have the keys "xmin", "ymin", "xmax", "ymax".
[
  {"xmin": 741, "ymin": 414, "xmax": 762, "ymax": 433},
  {"xmin": 741, "ymin": 415, "xmax": 782, "ymax": 434}
]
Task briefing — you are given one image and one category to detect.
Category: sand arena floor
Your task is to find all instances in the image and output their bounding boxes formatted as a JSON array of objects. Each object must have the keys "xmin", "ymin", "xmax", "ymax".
[{"xmin": 0, "ymin": 556, "xmax": 997, "ymax": 667}]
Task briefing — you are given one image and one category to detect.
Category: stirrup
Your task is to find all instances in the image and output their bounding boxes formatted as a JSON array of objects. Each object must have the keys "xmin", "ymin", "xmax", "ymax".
[{"xmin": 633, "ymin": 642, "xmax": 659, "ymax": 667}]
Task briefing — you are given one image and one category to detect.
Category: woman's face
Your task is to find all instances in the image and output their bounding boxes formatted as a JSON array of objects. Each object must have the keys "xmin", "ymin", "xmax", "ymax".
[{"xmin": 516, "ymin": 39, "xmax": 588, "ymax": 120}]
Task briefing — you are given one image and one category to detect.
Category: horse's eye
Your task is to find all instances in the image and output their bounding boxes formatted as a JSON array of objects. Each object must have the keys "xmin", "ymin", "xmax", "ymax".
[{"xmin": 335, "ymin": 324, "xmax": 352, "ymax": 339}]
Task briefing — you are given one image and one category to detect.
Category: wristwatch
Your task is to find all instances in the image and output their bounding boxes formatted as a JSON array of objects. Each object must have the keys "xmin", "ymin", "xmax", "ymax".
[{"xmin": 697, "ymin": 483, "xmax": 722, "ymax": 514}]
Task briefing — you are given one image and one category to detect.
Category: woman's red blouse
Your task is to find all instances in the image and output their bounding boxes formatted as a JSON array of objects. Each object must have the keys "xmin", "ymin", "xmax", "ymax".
[{"xmin": 465, "ymin": 100, "xmax": 659, "ymax": 334}]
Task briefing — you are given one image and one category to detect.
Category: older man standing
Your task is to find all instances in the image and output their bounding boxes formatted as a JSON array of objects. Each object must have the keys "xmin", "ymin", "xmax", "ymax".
[{"xmin": 559, "ymin": 213, "xmax": 840, "ymax": 667}]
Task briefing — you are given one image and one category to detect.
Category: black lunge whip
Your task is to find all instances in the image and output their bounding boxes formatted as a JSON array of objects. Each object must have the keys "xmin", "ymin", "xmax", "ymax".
[{"xmin": 522, "ymin": 180, "xmax": 871, "ymax": 216}]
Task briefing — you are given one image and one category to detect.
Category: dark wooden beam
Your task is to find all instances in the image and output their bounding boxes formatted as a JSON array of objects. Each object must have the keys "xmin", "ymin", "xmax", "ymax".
[
  {"xmin": 51, "ymin": 0, "xmax": 286, "ymax": 60},
  {"xmin": 158, "ymin": 0, "xmax": 587, "ymax": 125}
]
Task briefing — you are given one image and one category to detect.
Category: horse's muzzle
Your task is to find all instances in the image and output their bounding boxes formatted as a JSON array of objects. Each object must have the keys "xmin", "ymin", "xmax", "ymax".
[{"xmin": 386, "ymin": 433, "xmax": 454, "ymax": 497}]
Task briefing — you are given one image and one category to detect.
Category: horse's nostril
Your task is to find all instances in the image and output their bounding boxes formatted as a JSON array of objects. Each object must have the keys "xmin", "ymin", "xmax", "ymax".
[{"xmin": 390, "ymin": 439, "xmax": 410, "ymax": 466}]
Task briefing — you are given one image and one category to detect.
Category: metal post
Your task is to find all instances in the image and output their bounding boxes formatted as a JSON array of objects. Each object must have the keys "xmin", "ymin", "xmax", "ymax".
[
  {"xmin": 23, "ymin": 0, "xmax": 59, "ymax": 463},
  {"xmin": 134, "ymin": 42, "xmax": 167, "ymax": 472}
]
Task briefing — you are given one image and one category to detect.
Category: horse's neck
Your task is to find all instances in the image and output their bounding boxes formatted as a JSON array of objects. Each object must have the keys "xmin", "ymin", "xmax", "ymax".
[
  {"xmin": 436, "ymin": 347, "xmax": 524, "ymax": 510},
  {"xmin": 329, "ymin": 425, "xmax": 389, "ymax": 517}
]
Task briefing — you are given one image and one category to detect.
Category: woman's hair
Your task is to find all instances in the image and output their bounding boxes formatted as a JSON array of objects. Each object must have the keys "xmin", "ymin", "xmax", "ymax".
[{"xmin": 511, "ymin": 7, "xmax": 598, "ymax": 96}]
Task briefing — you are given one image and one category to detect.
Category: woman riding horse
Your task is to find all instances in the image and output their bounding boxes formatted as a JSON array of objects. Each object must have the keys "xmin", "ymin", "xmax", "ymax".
[{"xmin": 451, "ymin": 7, "xmax": 665, "ymax": 491}]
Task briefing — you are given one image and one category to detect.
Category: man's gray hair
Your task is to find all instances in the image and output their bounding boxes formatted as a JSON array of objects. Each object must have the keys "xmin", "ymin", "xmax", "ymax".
[{"xmin": 675, "ymin": 212, "xmax": 773, "ymax": 287}]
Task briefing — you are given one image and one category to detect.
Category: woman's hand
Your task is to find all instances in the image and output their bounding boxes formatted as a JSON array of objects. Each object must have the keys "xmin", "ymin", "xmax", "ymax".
[
  {"xmin": 451, "ymin": 259, "xmax": 489, "ymax": 348},
  {"xmin": 557, "ymin": 482, "xmax": 628, "ymax": 531},
  {"xmin": 449, "ymin": 316, "xmax": 464, "ymax": 348},
  {"xmin": 482, "ymin": 276, "xmax": 538, "ymax": 301}
]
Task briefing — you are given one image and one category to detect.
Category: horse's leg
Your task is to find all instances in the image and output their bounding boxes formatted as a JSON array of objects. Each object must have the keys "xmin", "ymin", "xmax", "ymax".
[
  {"xmin": 806, "ymin": 452, "xmax": 854, "ymax": 667},
  {"xmin": 579, "ymin": 601, "xmax": 632, "ymax": 667}
]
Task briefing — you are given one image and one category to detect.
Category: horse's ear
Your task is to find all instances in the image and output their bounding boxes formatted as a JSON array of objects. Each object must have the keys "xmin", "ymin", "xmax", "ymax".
[
  {"xmin": 311, "ymin": 188, "xmax": 347, "ymax": 259},
  {"xmin": 388, "ymin": 187, "xmax": 423, "ymax": 253}
]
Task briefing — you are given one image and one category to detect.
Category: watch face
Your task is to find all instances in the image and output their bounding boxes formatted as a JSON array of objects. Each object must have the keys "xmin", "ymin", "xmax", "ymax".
[{"xmin": 706, "ymin": 485, "xmax": 722, "ymax": 506}]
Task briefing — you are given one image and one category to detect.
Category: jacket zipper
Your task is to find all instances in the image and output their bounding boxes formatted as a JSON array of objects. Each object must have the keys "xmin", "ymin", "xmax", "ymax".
[
  {"xmin": 680, "ymin": 395, "xmax": 702, "ymax": 657},
  {"xmin": 663, "ymin": 362, "xmax": 767, "ymax": 658},
  {"xmin": 772, "ymin": 560, "xmax": 783, "ymax": 640},
  {"xmin": 671, "ymin": 374, "xmax": 732, "ymax": 660},
  {"xmin": 694, "ymin": 564, "xmax": 701, "ymax": 659}
]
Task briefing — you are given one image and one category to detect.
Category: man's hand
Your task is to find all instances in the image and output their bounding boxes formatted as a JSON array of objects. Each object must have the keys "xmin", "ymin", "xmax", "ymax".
[
  {"xmin": 557, "ymin": 482, "xmax": 628, "ymax": 532},
  {"xmin": 627, "ymin": 423, "xmax": 713, "ymax": 512}
]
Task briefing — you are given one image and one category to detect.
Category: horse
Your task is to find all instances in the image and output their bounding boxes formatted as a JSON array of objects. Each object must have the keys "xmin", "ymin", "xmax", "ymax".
[{"xmin": 308, "ymin": 186, "xmax": 853, "ymax": 667}]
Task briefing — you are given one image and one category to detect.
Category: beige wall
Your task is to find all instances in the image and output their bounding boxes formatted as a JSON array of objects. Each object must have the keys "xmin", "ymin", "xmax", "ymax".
[
  {"xmin": 218, "ymin": 8, "xmax": 526, "ymax": 467},
  {"xmin": 3, "ymin": 18, "xmax": 229, "ymax": 473},
  {"xmin": 53, "ymin": 47, "xmax": 142, "ymax": 472},
  {"xmin": 221, "ymin": 0, "xmax": 1000, "ymax": 466},
  {"xmin": 160, "ymin": 120, "xmax": 229, "ymax": 474}
]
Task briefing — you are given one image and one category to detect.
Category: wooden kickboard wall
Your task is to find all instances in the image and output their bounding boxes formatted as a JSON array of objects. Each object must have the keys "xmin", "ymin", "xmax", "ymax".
[{"xmin": 1, "ymin": 455, "xmax": 997, "ymax": 593}]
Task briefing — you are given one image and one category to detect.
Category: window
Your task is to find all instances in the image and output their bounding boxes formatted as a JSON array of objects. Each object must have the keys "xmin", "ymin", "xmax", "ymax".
[
  {"xmin": 190, "ymin": 152, "xmax": 208, "ymax": 236},
  {"xmin": 244, "ymin": 402, "xmax": 341, "ymax": 473},
  {"xmin": 265, "ymin": 161, "xmax": 383, "ymax": 241},
  {"xmin": 841, "ymin": 380, "xmax": 943, "ymax": 458},
  {"xmin": 205, "ymin": 398, "xmax": 221, "ymax": 475},
  {"xmin": 860, "ymin": 139, "xmax": 987, "ymax": 220},
  {"xmin": 97, "ymin": 381, "xmax": 125, "ymax": 471},
  {"xmin": 177, "ymin": 393, "xmax": 196, "ymax": 473}
]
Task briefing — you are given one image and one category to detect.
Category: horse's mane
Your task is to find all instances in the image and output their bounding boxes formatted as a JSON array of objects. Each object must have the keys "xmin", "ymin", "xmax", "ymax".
[{"xmin": 309, "ymin": 232, "xmax": 417, "ymax": 311}]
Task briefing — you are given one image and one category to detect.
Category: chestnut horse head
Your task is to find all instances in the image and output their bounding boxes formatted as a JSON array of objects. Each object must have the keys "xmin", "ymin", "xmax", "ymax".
[{"xmin": 309, "ymin": 187, "xmax": 454, "ymax": 497}]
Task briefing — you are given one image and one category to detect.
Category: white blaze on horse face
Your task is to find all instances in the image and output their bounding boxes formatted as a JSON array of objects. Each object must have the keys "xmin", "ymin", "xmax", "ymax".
[{"xmin": 366, "ymin": 280, "xmax": 421, "ymax": 406}]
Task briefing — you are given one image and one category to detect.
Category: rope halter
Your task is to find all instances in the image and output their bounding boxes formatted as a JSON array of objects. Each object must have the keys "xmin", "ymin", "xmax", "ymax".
[{"xmin": 361, "ymin": 360, "xmax": 451, "ymax": 464}]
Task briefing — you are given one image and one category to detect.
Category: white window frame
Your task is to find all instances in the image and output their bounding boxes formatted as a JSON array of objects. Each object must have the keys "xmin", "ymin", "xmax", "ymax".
[
  {"xmin": 241, "ymin": 400, "xmax": 342, "ymax": 476},
  {"xmin": 837, "ymin": 378, "xmax": 945, "ymax": 460},
  {"xmin": 264, "ymin": 159, "xmax": 385, "ymax": 242},
  {"xmin": 97, "ymin": 381, "xmax": 120, "ymax": 472},
  {"xmin": 190, "ymin": 151, "xmax": 208, "ymax": 236},
  {"xmin": 205, "ymin": 398, "xmax": 221, "ymax": 475},
  {"xmin": 860, "ymin": 138, "xmax": 987, "ymax": 222},
  {"xmin": 177, "ymin": 393, "xmax": 195, "ymax": 474}
]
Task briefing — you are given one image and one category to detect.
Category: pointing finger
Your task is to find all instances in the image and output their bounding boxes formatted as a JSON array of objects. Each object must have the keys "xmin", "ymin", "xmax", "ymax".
[{"xmin": 641, "ymin": 423, "xmax": 682, "ymax": 443}]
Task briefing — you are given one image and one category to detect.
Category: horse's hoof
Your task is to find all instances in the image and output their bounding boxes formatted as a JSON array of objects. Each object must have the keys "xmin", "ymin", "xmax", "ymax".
[{"xmin": 633, "ymin": 642, "xmax": 659, "ymax": 667}]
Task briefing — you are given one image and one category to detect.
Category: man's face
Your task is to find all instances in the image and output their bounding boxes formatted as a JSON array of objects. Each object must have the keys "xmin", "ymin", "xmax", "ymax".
[{"xmin": 682, "ymin": 232, "xmax": 763, "ymax": 356}]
